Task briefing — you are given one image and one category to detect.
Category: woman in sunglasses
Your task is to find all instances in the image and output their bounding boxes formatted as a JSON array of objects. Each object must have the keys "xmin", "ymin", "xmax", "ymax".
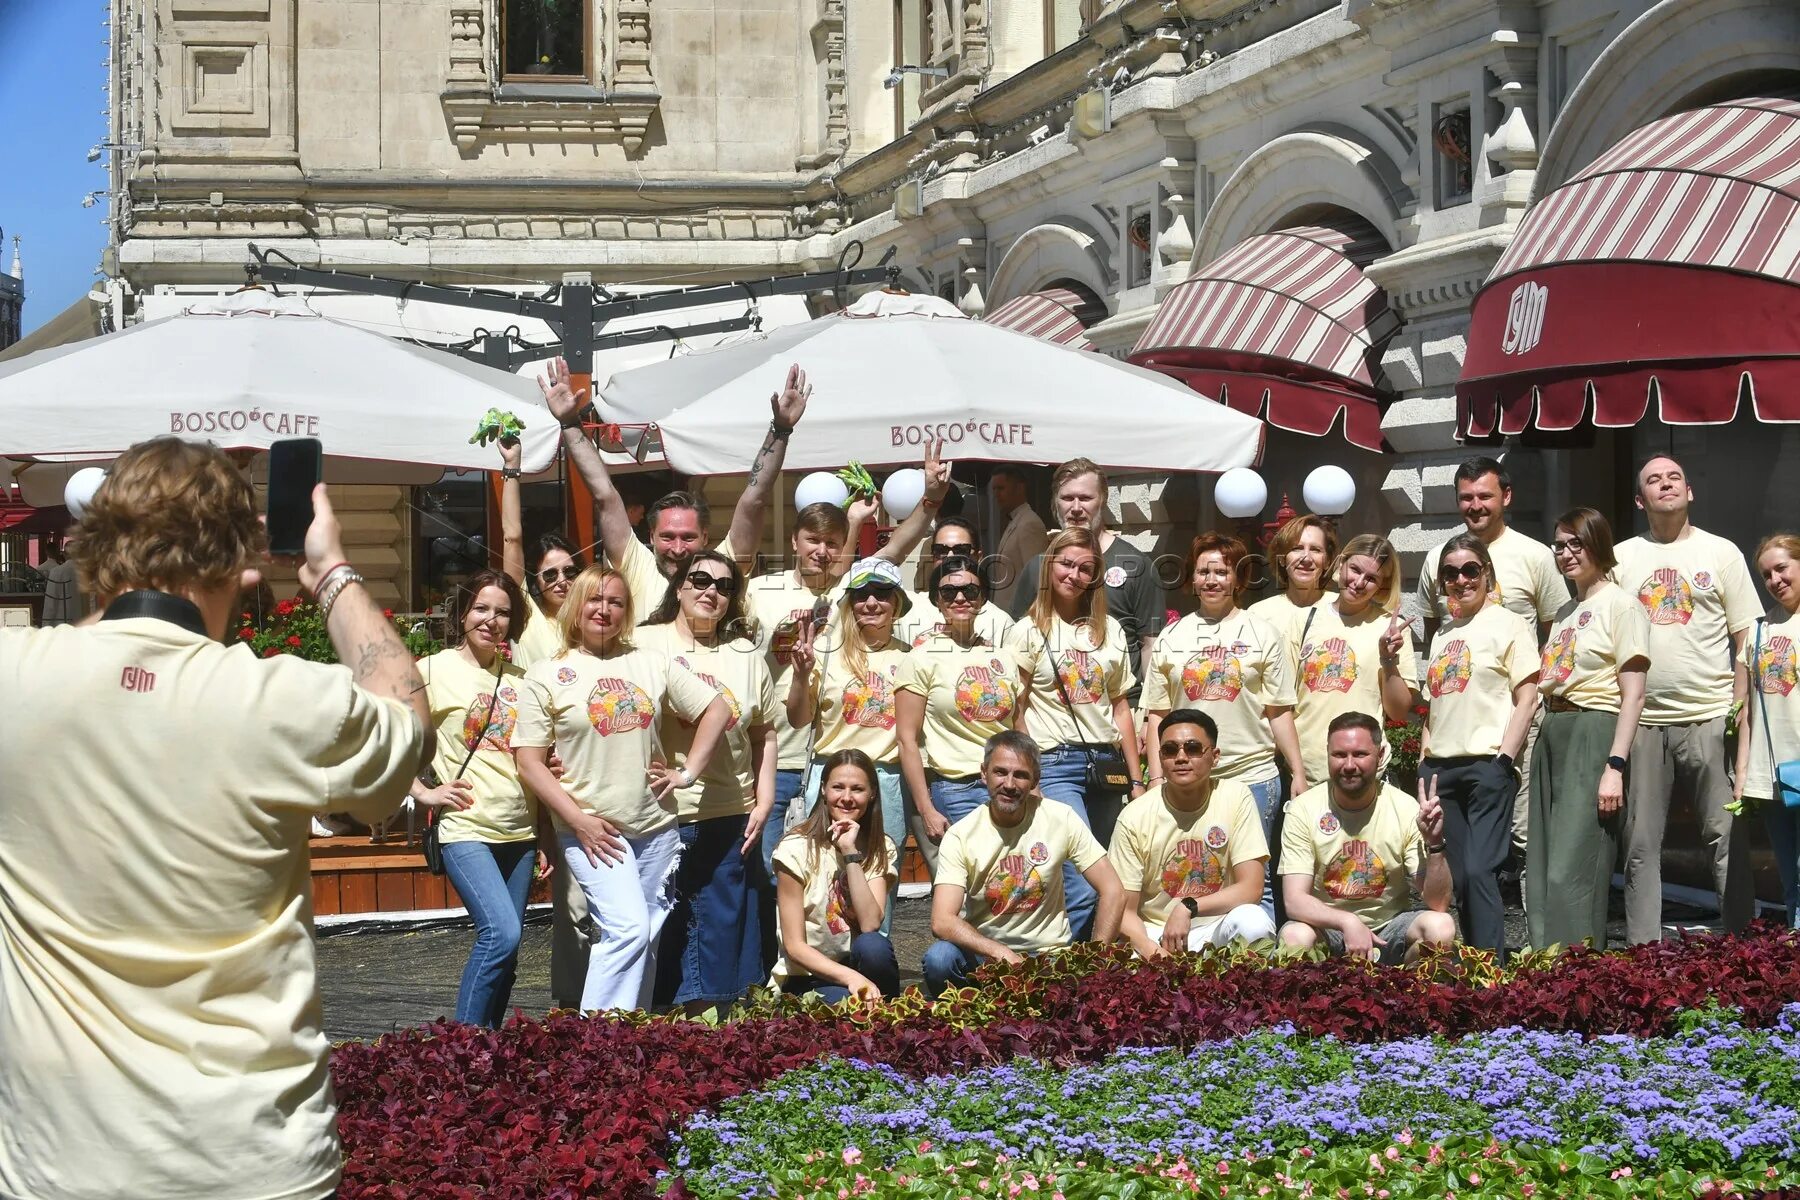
[
  {"xmin": 897, "ymin": 556, "xmax": 1022, "ymax": 872},
  {"xmin": 1142, "ymin": 533, "xmax": 1303, "ymax": 918},
  {"xmin": 896, "ymin": 516, "xmax": 1014, "ymax": 647},
  {"xmin": 1530, "ymin": 508, "xmax": 1648, "ymax": 952},
  {"xmin": 636, "ymin": 551, "xmax": 778, "ymax": 1010},
  {"xmin": 786, "ymin": 558, "xmax": 914, "ymax": 869},
  {"xmin": 513, "ymin": 567, "xmax": 733, "ymax": 1012},
  {"xmin": 1417, "ymin": 533, "xmax": 1540, "ymax": 957},
  {"xmin": 1004, "ymin": 527, "xmax": 1140, "ymax": 940}
]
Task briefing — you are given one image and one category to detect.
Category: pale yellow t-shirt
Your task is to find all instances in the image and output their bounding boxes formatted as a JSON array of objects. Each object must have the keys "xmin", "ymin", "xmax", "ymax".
[
  {"xmin": 896, "ymin": 635, "xmax": 1021, "ymax": 779},
  {"xmin": 768, "ymin": 832, "xmax": 898, "ymax": 985},
  {"xmin": 934, "ymin": 797, "xmax": 1107, "ymax": 953},
  {"xmin": 1111, "ymin": 781, "xmax": 1268, "ymax": 942},
  {"xmin": 1004, "ymin": 613, "xmax": 1136, "ymax": 749},
  {"xmin": 634, "ymin": 624, "xmax": 778, "ymax": 823},
  {"xmin": 1418, "ymin": 527, "xmax": 1566, "ymax": 626},
  {"xmin": 1293, "ymin": 602, "xmax": 1418, "ymax": 785},
  {"xmin": 1614, "ymin": 528, "xmax": 1760, "ymax": 725},
  {"xmin": 1143, "ymin": 609, "xmax": 1293, "ymax": 783},
  {"xmin": 514, "ymin": 645, "xmax": 719, "ymax": 835},
  {"xmin": 0, "ymin": 620, "xmax": 422, "ymax": 1200},
  {"xmin": 1279, "ymin": 782, "xmax": 1423, "ymax": 931},
  {"xmin": 1538, "ymin": 582, "xmax": 1652, "ymax": 714},
  {"xmin": 1249, "ymin": 592, "xmax": 1325, "ymax": 663},
  {"xmin": 511, "ymin": 590, "xmax": 565, "ymax": 670},
  {"xmin": 608, "ymin": 533, "xmax": 739, "ymax": 627},
  {"xmin": 807, "ymin": 638, "xmax": 910, "ymax": 763},
  {"xmin": 895, "ymin": 593, "xmax": 1014, "ymax": 648},
  {"xmin": 1742, "ymin": 609, "xmax": 1800, "ymax": 798},
  {"xmin": 746, "ymin": 569, "xmax": 835, "ymax": 770},
  {"xmin": 1422, "ymin": 604, "xmax": 1540, "ymax": 760},
  {"xmin": 420, "ymin": 648, "xmax": 535, "ymax": 844}
]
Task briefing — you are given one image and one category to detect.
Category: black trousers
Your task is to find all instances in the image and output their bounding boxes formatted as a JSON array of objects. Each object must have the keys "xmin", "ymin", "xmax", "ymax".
[{"xmin": 1420, "ymin": 755, "xmax": 1517, "ymax": 957}]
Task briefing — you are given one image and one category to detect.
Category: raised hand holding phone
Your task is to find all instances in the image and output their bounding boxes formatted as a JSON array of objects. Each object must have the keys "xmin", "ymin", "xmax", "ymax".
[{"xmin": 266, "ymin": 438, "xmax": 323, "ymax": 559}]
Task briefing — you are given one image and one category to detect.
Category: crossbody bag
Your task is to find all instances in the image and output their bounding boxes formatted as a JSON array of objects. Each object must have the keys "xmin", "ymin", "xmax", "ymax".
[
  {"xmin": 1753, "ymin": 618, "xmax": 1800, "ymax": 809},
  {"xmin": 421, "ymin": 655, "xmax": 505, "ymax": 875},
  {"xmin": 1038, "ymin": 625, "xmax": 1132, "ymax": 798}
]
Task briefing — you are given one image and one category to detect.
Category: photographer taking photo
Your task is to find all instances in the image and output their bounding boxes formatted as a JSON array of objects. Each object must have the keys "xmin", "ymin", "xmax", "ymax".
[{"xmin": 0, "ymin": 436, "xmax": 433, "ymax": 1200}]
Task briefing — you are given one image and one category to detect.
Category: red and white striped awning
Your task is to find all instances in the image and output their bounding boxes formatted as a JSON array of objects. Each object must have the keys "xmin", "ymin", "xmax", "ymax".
[
  {"xmin": 1458, "ymin": 96, "xmax": 1800, "ymax": 439},
  {"xmin": 983, "ymin": 287, "xmax": 1095, "ymax": 349},
  {"xmin": 1128, "ymin": 223, "xmax": 1399, "ymax": 452}
]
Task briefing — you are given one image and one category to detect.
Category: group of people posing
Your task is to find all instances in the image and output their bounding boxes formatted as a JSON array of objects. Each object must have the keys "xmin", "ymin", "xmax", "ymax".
[{"xmin": 416, "ymin": 357, "xmax": 1795, "ymax": 1021}]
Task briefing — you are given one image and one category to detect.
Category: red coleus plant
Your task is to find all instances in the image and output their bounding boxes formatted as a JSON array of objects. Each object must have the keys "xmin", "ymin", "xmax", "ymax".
[{"xmin": 331, "ymin": 925, "xmax": 1800, "ymax": 1199}]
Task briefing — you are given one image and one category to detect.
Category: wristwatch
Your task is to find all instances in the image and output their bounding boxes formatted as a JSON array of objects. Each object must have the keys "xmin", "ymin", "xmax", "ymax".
[
  {"xmin": 1180, "ymin": 897, "xmax": 1201, "ymax": 918},
  {"xmin": 1426, "ymin": 843, "xmax": 1446, "ymax": 855},
  {"xmin": 842, "ymin": 850, "xmax": 866, "ymax": 865},
  {"xmin": 1605, "ymin": 755, "xmax": 1628, "ymax": 772}
]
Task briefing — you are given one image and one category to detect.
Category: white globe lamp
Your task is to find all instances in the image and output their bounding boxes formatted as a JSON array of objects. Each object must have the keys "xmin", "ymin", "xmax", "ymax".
[
  {"xmin": 1213, "ymin": 468, "xmax": 1267, "ymax": 520},
  {"xmin": 1303, "ymin": 465, "xmax": 1357, "ymax": 517},
  {"xmin": 64, "ymin": 467, "xmax": 108, "ymax": 520},
  {"xmin": 794, "ymin": 471, "xmax": 850, "ymax": 510},
  {"xmin": 881, "ymin": 468, "xmax": 928, "ymax": 521}
]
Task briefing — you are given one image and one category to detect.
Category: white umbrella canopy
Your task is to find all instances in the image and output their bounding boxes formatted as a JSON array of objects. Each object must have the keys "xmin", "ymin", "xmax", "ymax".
[
  {"xmin": 601, "ymin": 291, "xmax": 1266, "ymax": 475},
  {"xmin": 0, "ymin": 291, "xmax": 562, "ymax": 474}
]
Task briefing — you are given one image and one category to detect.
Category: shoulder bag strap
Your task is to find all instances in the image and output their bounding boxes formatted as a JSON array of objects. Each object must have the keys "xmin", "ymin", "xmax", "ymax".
[
  {"xmin": 1756, "ymin": 619, "xmax": 1777, "ymax": 775},
  {"xmin": 1039, "ymin": 624, "xmax": 1099, "ymax": 769},
  {"xmin": 426, "ymin": 656, "xmax": 504, "ymax": 839}
]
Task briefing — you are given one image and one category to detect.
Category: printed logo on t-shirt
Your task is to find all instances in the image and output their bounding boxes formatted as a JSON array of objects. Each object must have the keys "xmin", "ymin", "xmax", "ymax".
[
  {"xmin": 1181, "ymin": 646, "xmax": 1244, "ymax": 703},
  {"xmin": 985, "ymin": 851, "xmax": 1046, "ymax": 916},
  {"xmin": 556, "ymin": 666, "xmax": 578, "ymax": 685},
  {"xmin": 462, "ymin": 689, "xmax": 518, "ymax": 751},
  {"xmin": 1160, "ymin": 837, "xmax": 1225, "ymax": 898},
  {"xmin": 674, "ymin": 659, "xmax": 743, "ymax": 730},
  {"xmin": 1426, "ymin": 639, "xmax": 1472, "ymax": 698},
  {"xmin": 1541, "ymin": 628, "xmax": 1577, "ymax": 685},
  {"xmin": 587, "ymin": 677, "xmax": 655, "ymax": 736},
  {"xmin": 1057, "ymin": 649, "xmax": 1107, "ymax": 704},
  {"xmin": 1757, "ymin": 635, "xmax": 1798, "ymax": 697},
  {"xmin": 1638, "ymin": 568, "xmax": 1696, "ymax": 626},
  {"xmin": 953, "ymin": 660, "xmax": 1017, "ymax": 722},
  {"xmin": 824, "ymin": 871, "xmax": 851, "ymax": 936},
  {"xmin": 842, "ymin": 668, "xmax": 898, "ymax": 730},
  {"xmin": 1300, "ymin": 637, "xmax": 1357, "ymax": 694},
  {"xmin": 1322, "ymin": 839, "xmax": 1388, "ymax": 900}
]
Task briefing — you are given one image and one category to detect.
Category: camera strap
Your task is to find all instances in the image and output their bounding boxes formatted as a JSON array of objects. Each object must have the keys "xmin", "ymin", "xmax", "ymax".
[{"xmin": 101, "ymin": 590, "xmax": 210, "ymax": 638}]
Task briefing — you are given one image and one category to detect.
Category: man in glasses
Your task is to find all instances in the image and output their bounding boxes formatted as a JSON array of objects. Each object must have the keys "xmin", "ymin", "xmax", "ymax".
[
  {"xmin": 1277, "ymin": 712, "xmax": 1457, "ymax": 964},
  {"xmin": 1614, "ymin": 454, "xmax": 1758, "ymax": 944},
  {"xmin": 895, "ymin": 516, "xmax": 1013, "ymax": 648},
  {"xmin": 1416, "ymin": 456, "xmax": 1567, "ymax": 879},
  {"xmin": 923, "ymin": 731, "xmax": 1124, "ymax": 996},
  {"xmin": 989, "ymin": 465, "xmax": 1048, "ymax": 613},
  {"xmin": 1111, "ymin": 710, "xmax": 1276, "ymax": 957}
]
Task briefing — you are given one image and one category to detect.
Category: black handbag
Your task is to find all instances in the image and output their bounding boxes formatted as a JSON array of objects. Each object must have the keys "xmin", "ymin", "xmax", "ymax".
[
  {"xmin": 421, "ymin": 657, "xmax": 504, "ymax": 876},
  {"xmin": 1039, "ymin": 626, "xmax": 1132, "ymax": 797}
]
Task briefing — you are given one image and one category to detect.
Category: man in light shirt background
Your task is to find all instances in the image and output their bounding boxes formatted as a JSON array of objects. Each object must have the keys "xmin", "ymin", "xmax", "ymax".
[
  {"xmin": 1613, "ymin": 454, "xmax": 1758, "ymax": 944},
  {"xmin": 989, "ymin": 464, "xmax": 1049, "ymax": 613}
]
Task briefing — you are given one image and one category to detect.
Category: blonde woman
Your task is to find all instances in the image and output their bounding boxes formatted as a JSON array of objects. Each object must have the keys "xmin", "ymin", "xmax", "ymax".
[
  {"xmin": 513, "ymin": 566, "xmax": 732, "ymax": 1012},
  {"xmin": 1735, "ymin": 532, "xmax": 1800, "ymax": 928},
  {"xmin": 1291, "ymin": 533, "xmax": 1418, "ymax": 788},
  {"xmin": 1003, "ymin": 526, "xmax": 1140, "ymax": 939}
]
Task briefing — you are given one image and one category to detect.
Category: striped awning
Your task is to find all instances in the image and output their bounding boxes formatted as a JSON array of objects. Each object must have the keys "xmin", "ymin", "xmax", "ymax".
[
  {"xmin": 1128, "ymin": 224, "xmax": 1399, "ymax": 452},
  {"xmin": 983, "ymin": 287, "xmax": 1095, "ymax": 349},
  {"xmin": 1458, "ymin": 96, "xmax": 1800, "ymax": 439}
]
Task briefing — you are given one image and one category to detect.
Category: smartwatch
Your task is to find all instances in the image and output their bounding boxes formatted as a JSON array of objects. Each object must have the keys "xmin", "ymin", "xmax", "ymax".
[
  {"xmin": 1180, "ymin": 897, "xmax": 1201, "ymax": 918},
  {"xmin": 1605, "ymin": 755, "xmax": 1628, "ymax": 772}
]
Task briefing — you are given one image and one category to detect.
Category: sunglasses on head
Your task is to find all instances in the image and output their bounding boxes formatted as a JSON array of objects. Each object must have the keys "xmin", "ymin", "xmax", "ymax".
[
  {"xmin": 931, "ymin": 542, "xmax": 976, "ymax": 559},
  {"xmin": 538, "ymin": 564, "xmax": 581, "ymax": 585},
  {"xmin": 1159, "ymin": 739, "xmax": 1213, "ymax": 759},
  {"xmin": 684, "ymin": 570, "xmax": 737, "ymax": 596},
  {"xmin": 848, "ymin": 583, "xmax": 898, "ymax": 603},
  {"xmin": 936, "ymin": 582, "xmax": 983, "ymax": 603},
  {"xmin": 1438, "ymin": 562, "xmax": 1485, "ymax": 583}
]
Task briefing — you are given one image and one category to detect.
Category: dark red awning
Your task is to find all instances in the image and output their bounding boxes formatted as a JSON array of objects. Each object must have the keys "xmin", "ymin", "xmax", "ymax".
[{"xmin": 983, "ymin": 287, "xmax": 1095, "ymax": 349}]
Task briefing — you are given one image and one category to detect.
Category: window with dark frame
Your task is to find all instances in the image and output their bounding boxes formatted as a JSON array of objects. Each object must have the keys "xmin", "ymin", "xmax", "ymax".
[{"xmin": 502, "ymin": 0, "xmax": 592, "ymax": 81}]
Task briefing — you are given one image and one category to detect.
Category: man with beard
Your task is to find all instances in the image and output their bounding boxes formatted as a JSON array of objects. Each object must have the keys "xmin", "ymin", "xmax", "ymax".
[
  {"xmin": 922, "ymin": 731, "xmax": 1124, "ymax": 996},
  {"xmin": 1277, "ymin": 712, "xmax": 1456, "ymax": 964}
]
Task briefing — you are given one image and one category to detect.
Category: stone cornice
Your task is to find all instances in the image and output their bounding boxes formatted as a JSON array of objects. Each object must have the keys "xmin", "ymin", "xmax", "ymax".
[{"xmin": 1363, "ymin": 225, "xmax": 1514, "ymax": 319}]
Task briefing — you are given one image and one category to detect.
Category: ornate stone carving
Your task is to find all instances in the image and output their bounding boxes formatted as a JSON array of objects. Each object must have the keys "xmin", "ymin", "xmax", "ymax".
[{"xmin": 797, "ymin": 0, "xmax": 849, "ymax": 170}]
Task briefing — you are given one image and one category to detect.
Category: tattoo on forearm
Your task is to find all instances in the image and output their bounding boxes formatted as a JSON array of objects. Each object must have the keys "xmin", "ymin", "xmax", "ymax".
[{"xmin": 746, "ymin": 433, "xmax": 778, "ymax": 489}]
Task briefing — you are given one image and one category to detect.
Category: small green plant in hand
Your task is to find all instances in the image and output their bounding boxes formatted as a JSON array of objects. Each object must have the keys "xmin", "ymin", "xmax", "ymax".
[
  {"xmin": 470, "ymin": 409, "xmax": 526, "ymax": 448},
  {"xmin": 836, "ymin": 462, "xmax": 877, "ymax": 500}
]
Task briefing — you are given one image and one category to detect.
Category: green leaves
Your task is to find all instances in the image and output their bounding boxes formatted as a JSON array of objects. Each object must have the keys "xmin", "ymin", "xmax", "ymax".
[
  {"xmin": 470, "ymin": 407, "xmax": 527, "ymax": 447},
  {"xmin": 836, "ymin": 462, "xmax": 878, "ymax": 500}
]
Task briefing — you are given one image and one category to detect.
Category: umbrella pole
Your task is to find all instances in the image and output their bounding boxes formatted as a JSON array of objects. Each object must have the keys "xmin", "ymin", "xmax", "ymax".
[{"xmin": 563, "ymin": 370, "xmax": 599, "ymax": 564}]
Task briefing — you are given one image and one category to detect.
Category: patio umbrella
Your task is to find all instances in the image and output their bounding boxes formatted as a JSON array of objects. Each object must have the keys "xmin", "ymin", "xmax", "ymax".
[
  {"xmin": 0, "ymin": 290, "xmax": 562, "ymax": 474},
  {"xmin": 601, "ymin": 290, "xmax": 1265, "ymax": 475}
]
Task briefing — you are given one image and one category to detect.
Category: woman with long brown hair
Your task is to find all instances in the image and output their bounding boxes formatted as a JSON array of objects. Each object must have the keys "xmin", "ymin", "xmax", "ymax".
[{"xmin": 1003, "ymin": 526, "xmax": 1140, "ymax": 938}]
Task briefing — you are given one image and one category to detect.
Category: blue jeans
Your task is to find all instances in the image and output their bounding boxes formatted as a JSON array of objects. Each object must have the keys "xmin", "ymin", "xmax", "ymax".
[
  {"xmin": 929, "ymin": 775, "xmax": 989, "ymax": 827},
  {"xmin": 441, "ymin": 839, "xmax": 535, "ymax": 1028},
  {"xmin": 1765, "ymin": 800, "xmax": 1800, "ymax": 929},
  {"xmin": 786, "ymin": 932, "xmax": 902, "ymax": 1003},
  {"xmin": 761, "ymin": 768, "xmax": 806, "ymax": 879},
  {"xmin": 1245, "ymin": 774, "xmax": 1282, "ymax": 923},
  {"xmin": 656, "ymin": 814, "xmax": 768, "ymax": 1008},
  {"xmin": 1038, "ymin": 745, "xmax": 1116, "ymax": 940},
  {"xmin": 922, "ymin": 939, "xmax": 988, "ymax": 998}
]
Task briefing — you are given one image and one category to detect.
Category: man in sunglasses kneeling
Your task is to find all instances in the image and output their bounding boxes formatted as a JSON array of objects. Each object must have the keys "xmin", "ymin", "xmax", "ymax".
[{"xmin": 1111, "ymin": 710, "xmax": 1277, "ymax": 957}]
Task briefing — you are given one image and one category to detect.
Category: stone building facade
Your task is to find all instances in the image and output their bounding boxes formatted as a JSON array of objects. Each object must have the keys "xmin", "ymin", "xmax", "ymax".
[
  {"xmin": 106, "ymin": 0, "xmax": 1800, "ymax": 610},
  {"xmin": 0, "ymin": 238, "xmax": 21, "ymax": 353}
]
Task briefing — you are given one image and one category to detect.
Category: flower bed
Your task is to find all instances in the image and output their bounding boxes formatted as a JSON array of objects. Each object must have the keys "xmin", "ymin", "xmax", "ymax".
[{"xmin": 331, "ymin": 928, "xmax": 1800, "ymax": 1199}]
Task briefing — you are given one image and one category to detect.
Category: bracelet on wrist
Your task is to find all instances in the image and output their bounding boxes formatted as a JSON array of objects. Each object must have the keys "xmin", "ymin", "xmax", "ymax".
[
  {"xmin": 841, "ymin": 850, "xmax": 866, "ymax": 865},
  {"xmin": 308, "ymin": 562, "xmax": 351, "ymax": 598},
  {"xmin": 500, "ymin": 467, "xmax": 522, "ymax": 480},
  {"xmin": 1426, "ymin": 843, "xmax": 1446, "ymax": 854},
  {"xmin": 920, "ymin": 495, "xmax": 942, "ymax": 510},
  {"xmin": 769, "ymin": 420, "xmax": 794, "ymax": 439},
  {"xmin": 317, "ymin": 569, "xmax": 365, "ymax": 622}
]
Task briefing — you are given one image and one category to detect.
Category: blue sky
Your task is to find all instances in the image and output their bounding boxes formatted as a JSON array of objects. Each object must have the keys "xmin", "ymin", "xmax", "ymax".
[{"xmin": 0, "ymin": 0, "xmax": 109, "ymax": 335}]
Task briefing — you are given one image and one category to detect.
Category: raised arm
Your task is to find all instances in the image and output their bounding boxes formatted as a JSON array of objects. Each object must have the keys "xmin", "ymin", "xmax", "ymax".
[
  {"xmin": 874, "ymin": 438, "xmax": 951, "ymax": 565},
  {"xmin": 538, "ymin": 357, "xmax": 637, "ymax": 567},
  {"xmin": 725, "ymin": 364, "xmax": 811, "ymax": 558},
  {"xmin": 498, "ymin": 438, "xmax": 525, "ymax": 586}
]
